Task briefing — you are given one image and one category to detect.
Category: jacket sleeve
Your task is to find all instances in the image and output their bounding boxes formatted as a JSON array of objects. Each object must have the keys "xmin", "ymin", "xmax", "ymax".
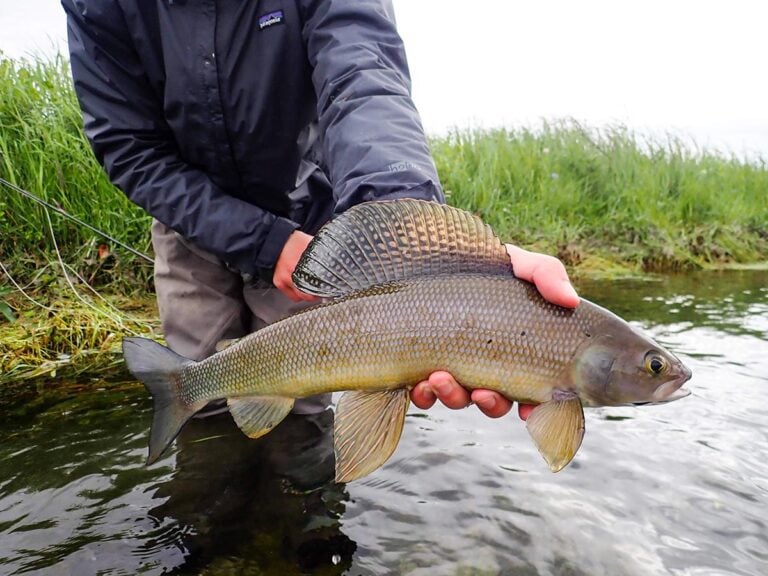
[
  {"xmin": 302, "ymin": 0, "xmax": 445, "ymax": 213},
  {"xmin": 62, "ymin": 1, "xmax": 297, "ymax": 277}
]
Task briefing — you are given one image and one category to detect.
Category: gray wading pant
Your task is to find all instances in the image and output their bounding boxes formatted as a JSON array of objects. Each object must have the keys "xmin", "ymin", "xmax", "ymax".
[{"xmin": 151, "ymin": 219, "xmax": 331, "ymax": 414}]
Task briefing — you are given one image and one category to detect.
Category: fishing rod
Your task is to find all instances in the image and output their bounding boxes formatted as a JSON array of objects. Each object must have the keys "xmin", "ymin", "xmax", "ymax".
[{"xmin": 0, "ymin": 176, "xmax": 154, "ymax": 264}]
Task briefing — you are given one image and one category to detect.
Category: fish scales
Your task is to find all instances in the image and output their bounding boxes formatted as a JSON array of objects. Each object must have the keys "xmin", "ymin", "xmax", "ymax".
[{"xmin": 177, "ymin": 274, "xmax": 603, "ymax": 406}]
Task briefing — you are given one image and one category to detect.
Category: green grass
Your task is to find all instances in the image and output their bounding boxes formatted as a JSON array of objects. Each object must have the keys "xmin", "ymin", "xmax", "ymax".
[
  {"xmin": 0, "ymin": 294, "xmax": 158, "ymax": 383},
  {"xmin": 0, "ymin": 54, "xmax": 153, "ymax": 291},
  {"xmin": 2, "ymin": 55, "xmax": 767, "ymax": 287},
  {"xmin": 0, "ymin": 55, "xmax": 156, "ymax": 379},
  {"xmin": 431, "ymin": 124, "xmax": 768, "ymax": 272}
]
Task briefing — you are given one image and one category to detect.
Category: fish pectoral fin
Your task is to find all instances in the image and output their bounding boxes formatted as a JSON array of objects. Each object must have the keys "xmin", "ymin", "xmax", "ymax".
[
  {"xmin": 334, "ymin": 389, "xmax": 410, "ymax": 483},
  {"xmin": 227, "ymin": 395, "xmax": 295, "ymax": 439},
  {"xmin": 525, "ymin": 394, "xmax": 585, "ymax": 473}
]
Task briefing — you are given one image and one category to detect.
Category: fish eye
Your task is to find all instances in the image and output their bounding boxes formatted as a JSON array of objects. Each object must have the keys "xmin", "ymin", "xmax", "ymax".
[{"xmin": 644, "ymin": 352, "xmax": 667, "ymax": 375}]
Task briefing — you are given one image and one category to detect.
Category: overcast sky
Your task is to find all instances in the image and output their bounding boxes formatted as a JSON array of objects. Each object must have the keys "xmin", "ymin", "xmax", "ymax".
[{"xmin": 2, "ymin": 0, "xmax": 766, "ymax": 158}]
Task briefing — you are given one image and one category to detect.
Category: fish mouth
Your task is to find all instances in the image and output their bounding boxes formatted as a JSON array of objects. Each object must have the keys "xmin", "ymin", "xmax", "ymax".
[
  {"xmin": 649, "ymin": 385, "xmax": 691, "ymax": 404},
  {"xmin": 646, "ymin": 366, "xmax": 693, "ymax": 404},
  {"xmin": 633, "ymin": 366, "xmax": 692, "ymax": 406}
]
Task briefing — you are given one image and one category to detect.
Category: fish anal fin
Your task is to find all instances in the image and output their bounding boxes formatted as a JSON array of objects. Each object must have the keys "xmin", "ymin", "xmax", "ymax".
[
  {"xmin": 228, "ymin": 395, "xmax": 295, "ymax": 439},
  {"xmin": 525, "ymin": 393, "xmax": 585, "ymax": 472},
  {"xmin": 334, "ymin": 389, "xmax": 410, "ymax": 483}
]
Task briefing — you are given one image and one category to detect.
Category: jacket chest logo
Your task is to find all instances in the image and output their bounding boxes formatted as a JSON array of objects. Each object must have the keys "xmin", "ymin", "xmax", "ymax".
[{"xmin": 258, "ymin": 10, "xmax": 285, "ymax": 30}]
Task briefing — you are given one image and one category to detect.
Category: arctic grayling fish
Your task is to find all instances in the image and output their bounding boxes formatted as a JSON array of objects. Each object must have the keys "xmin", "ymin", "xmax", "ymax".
[{"xmin": 123, "ymin": 200, "xmax": 692, "ymax": 481}]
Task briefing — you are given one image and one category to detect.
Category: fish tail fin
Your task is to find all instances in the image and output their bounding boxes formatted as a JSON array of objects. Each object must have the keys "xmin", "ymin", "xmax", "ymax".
[{"xmin": 122, "ymin": 337, "xmax": 203, "ymax": 464}]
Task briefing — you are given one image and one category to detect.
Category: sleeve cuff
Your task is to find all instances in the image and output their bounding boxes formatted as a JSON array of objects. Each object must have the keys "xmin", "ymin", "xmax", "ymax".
[{"xmin": 253, "ymin": 216, "xmax": 300, "ymax": 277}]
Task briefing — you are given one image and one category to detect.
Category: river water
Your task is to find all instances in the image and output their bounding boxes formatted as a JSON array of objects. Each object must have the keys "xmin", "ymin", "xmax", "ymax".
[{"xmin": 1, "ymin": 270, "xmax": 766, "ymax": 575}]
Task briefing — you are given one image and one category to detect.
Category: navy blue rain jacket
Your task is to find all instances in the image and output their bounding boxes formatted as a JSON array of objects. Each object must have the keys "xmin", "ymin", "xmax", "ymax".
[{"xmin": 62, "ymin": 0, "xmax": 443, "ymax": 278}]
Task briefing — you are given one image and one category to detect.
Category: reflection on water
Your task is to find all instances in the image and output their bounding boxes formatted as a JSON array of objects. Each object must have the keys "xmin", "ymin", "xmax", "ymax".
[
  {"xmin": 0, "ymin": 396, "xmax": 352, "ymax": 575},
  {"xmin": 1, "ymin": 270, "xmax": 767, "ymax": 575}
]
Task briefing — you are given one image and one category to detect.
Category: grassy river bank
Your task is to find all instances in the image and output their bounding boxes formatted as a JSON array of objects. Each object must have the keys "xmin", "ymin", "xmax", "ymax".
[{"xmin": 1, "ymin": 56, "xmax": 767, "ymax": 381}]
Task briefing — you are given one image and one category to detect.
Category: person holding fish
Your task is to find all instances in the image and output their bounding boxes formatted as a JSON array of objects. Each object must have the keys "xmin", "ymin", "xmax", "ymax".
[{"xmin": 62, "ymin": 0, "xmax": 578, "ymax": 423}]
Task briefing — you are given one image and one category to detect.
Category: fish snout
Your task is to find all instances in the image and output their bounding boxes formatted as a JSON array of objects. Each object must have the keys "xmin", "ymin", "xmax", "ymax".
[{"xmin": 650, "ymin": 363, "xmax": 692, "ymax": 403}]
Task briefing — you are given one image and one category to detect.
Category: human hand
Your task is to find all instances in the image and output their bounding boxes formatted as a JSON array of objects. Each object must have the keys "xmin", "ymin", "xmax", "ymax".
[
  {"xmin": 273, "ymin": 231, "xmax": 320, "ymax": 302},
  {"xmin": 410, "ymin": 245, "xmax": 580, "ymax": 419},
  {"xmin": 410, "ymin": 371, "xmax": 520, "ymax": 418},
  {"xmin": 503, "ymin": 244, "xmax": 580, "ymax": 308}
]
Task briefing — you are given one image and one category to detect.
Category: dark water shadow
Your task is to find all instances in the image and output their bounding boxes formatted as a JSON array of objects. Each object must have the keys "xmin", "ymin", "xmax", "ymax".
[
  {"xmin": 148, "ymin": 410, "xmax": 355, "ymax": 575},
  {"xmin": 0, "ymin": 380, "xmax": 355, "ymax": 575}
]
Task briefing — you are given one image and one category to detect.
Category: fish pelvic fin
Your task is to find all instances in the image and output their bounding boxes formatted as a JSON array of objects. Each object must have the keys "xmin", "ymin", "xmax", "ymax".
[
  {"xmin": 525, "ymin": 393, "xmax": 585, "ymax": 473},
  {"xmin": 122, "ymin": 337, "xmax": 204, "ymax": 465},
  {"xmin": 333, "ymin": 389, "xmax": 410, "ymax": 483},
  {"xmin": 227, "ymin": 396, "xmax": 295, "ymax": 439},
  {"xmin": 293, "ymin": 199, "xmax": 513, "ymax": 297}
]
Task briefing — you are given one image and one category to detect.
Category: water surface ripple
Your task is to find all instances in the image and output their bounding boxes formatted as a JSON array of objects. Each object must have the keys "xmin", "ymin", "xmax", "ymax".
[{"xmin": 1, "ymin": 270, "xmax": 766, "ymax": 575}]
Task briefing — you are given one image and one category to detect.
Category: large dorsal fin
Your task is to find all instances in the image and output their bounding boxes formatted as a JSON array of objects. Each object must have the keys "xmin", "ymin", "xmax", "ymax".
[{"xmin": 293, "ymin": 199, "xmax": 512, "ymax": 297}]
